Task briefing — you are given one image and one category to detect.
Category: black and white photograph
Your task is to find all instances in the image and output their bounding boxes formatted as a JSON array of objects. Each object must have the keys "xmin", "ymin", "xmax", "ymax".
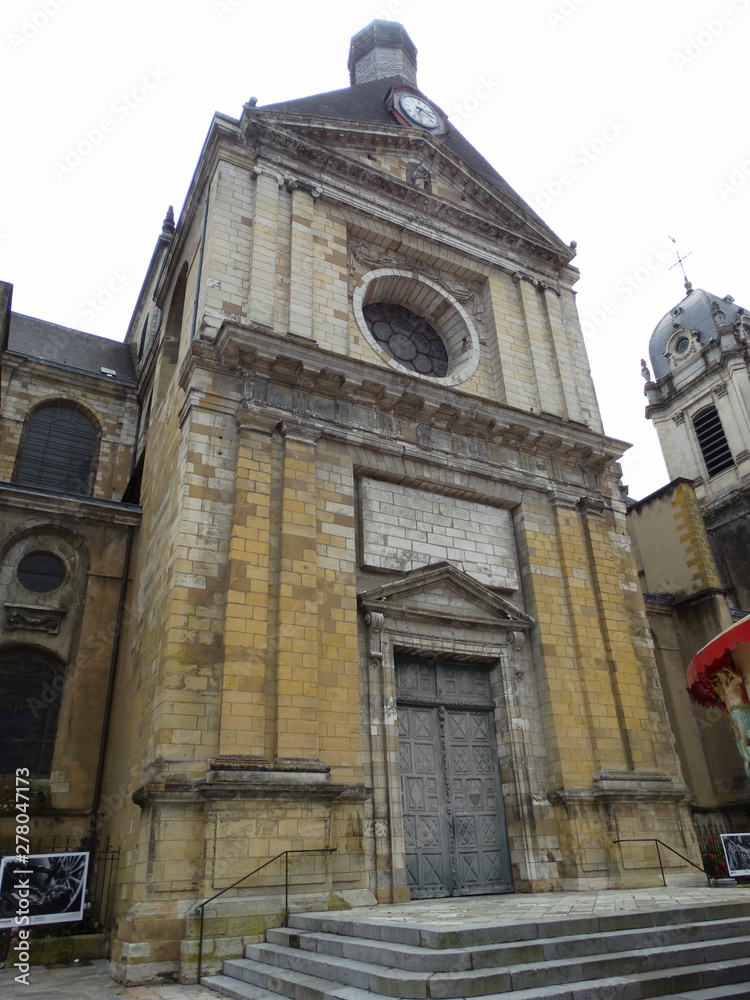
[
  {"xmin": 720, "ymin": 833, "xmax": 750, "ymax": 878},
  {"xmin": 0, "ymin": 852, "xmax": 89, "ymax": 929}
]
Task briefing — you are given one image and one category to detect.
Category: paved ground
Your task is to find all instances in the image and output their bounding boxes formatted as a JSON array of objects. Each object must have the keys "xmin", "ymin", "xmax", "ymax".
[{"xmin": 1, "ymin": 885, "xmax": 748, "ymax": 998}]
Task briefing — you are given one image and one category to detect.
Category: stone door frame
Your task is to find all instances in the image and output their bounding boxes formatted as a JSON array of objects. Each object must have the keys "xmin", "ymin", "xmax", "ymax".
[{"xmin": 358, "ymin": 561, "xmax": 537, "ymax": 902}]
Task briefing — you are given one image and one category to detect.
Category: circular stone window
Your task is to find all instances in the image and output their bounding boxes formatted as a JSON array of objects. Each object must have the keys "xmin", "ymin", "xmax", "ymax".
[
  {"xmin": 353, "ymin": 269, "xmax": 481, "ymax": 386},
  {"xmin": 363, "ymin": 303, "xmax": 449, "ymax": 376},
  {"xmin": 676, "ymin": 336, "xmax": 690, "ymax": 354},
  {"xmin": 17, "ymin": 551, "xmax": 66, "ymax": 592}
]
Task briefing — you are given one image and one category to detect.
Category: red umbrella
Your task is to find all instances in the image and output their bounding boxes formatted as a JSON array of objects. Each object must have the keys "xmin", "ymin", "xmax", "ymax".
[{"xmin": 687, "ymin": 614, "xmax": 750, "ymax": 709}]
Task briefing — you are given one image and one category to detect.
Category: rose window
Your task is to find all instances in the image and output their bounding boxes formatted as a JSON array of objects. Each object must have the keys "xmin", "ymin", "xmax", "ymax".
[{"xmin": 363, "ymin": 303, "xmax": 449, "ymax": 377}]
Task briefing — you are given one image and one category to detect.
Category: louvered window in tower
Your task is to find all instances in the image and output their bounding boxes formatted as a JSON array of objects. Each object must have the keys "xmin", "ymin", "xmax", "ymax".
[
  {"xmin": 13, "ymin": 402, "xmax": 99, "ymax": 496},
  {"xmin": 693, "ymin": 405, "xmax": 734, "ymax": 478}
]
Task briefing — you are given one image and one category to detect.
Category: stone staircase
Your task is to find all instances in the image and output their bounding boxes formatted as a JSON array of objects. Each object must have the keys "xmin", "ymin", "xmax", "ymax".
[{"xmin": 202, "ymin": 897, "xmax": 750, "ymax": 1000}]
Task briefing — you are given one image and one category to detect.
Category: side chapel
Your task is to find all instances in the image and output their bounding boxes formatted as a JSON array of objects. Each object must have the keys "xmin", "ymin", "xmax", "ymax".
[{"xmin": 0, "ymin": 22, "xmax": 707, "ymax": 984}]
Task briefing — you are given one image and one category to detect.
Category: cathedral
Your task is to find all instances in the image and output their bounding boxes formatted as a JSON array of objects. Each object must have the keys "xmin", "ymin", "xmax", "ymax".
[{"xmin": 1, "ymin": 21, "xmax": 747, "ymax": 986}]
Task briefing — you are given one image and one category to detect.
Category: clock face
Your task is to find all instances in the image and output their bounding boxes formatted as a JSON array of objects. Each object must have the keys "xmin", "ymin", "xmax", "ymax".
[{"xmin": 400, "ymin": 94, "xmax": 440, "ymax": 129}]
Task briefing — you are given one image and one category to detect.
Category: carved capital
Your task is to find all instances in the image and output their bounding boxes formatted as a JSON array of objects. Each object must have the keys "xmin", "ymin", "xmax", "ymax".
[
  {"xmin": 278, "ymin": 419, "xmax": 321, "ymax": 447},
  {"xmin": 547, "ymin": 488, "xmax": 580, "ymax": 510},
  {"xmin": 577, "ymin": 495, "xmax": 607, "ymax": 517},
  {"xmin": 235, "ymin": 402, "xmax": 277, "ymax": 436},
  {"xmin": 286, "ymin": 177, "xmax": 323, "ymax": 198},
  {"xmin": 714, "ymin": 382, "xmax": 729, "ymax": 398},
  {"xmin": 672, "ymin": 411, "xmax": 686, "ymax": 426}
]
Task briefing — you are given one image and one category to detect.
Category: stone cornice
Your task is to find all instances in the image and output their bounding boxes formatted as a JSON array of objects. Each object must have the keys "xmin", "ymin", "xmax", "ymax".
[
  {"xmin": 248, "ymin": 117, "xmax": 572, "ymax": 267},
  {"xmin": 132, "ymin": 778, "xmax": 369, "ymax": 806},
  {"xmin": 548, "ymin": 770, "xmax": 689, "ymax": 805},
  {"xmin": 0, "ymin": 483, "xmax": 142, "ymax": 527},
  {"xmin": 202, "ymin": 322, "xmax": 627, "ymax": 478}
]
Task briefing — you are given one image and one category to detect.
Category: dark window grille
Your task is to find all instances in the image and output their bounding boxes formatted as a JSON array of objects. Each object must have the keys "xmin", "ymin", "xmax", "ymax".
[
  {"xmin": 0, "ymin": 646, "xmax": 66, "ymax": 776},
  {"xmin": 693, "ymin": 406, "xmax": 734, "ymax": 478},
  {"xmin": 13, "ymin": 403, "xmax": 99, "ymax": 496}
]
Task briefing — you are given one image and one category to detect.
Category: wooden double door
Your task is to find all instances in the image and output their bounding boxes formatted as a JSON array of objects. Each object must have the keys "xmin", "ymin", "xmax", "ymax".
[{"xmin": 396, "ymin": 657, "xmax": 513, "ymax": 898}]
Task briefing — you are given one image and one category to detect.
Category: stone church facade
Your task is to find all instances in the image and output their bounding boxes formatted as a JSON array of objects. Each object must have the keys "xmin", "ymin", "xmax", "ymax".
[{"xmin": 1, "ymin": 22, "xmax": 704, "ymax": 986}]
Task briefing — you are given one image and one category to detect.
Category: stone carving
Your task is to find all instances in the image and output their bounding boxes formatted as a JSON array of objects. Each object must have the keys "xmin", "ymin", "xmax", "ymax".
[
  {"xmin": 5, "ymin": 604, "xmax": 64, "ymax": 634},
  {"xmin": 407, "ymin": 162, "xmax": 431, "ymax": 190},
  {"xmin": 348, "ymin": 239, "xmax": 482, "ymax": 313}
]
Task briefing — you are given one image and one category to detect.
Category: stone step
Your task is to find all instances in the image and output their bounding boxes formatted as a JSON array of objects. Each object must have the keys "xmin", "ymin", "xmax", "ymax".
[
  {"xmin": 202, "ymin": 899, "xmax": 750, "ymax": 1000},
  {"xmin": 286, "ymin": 899, "xmax": 750, "ymax": 949},
  {"xmin": 266, "ymin": 914, "xmax": 750, "ymax": 971},
  {"xmin": 205, "ymin": 958, "xmax": 750, "ymax": 1000},
  {"xmin": 231, "ymin": 936, "xmax": 750, "ymax": 999}
]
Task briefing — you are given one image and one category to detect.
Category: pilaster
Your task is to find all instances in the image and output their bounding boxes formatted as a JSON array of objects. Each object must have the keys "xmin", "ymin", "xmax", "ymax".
[
  {"xmin": 247, "ymin": 167, "xmax": 281, "ymax": 328},
  {"xmin": 515, "ymin": 274, "xmax": 565, "ymax": 417},
  {"xmin": 549, "ymin": 490, "xmax": 630, "ymax": 772},
  {"xmin": 275, "ymin": 419, "xmax": 321, "ymax": 759},
  {"xmin": 218, "ymin": 405, "xmax": 276, "ymax": 756},
  {"xmin": 543, "ymin": 286, "xmax": 584, "ymax": 422}
]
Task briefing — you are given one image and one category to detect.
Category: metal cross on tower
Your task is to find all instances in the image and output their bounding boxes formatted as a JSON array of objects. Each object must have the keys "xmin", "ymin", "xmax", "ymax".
[{"xmin": 669, "ymin": 236, "xmax": 693, "ymax": 293}]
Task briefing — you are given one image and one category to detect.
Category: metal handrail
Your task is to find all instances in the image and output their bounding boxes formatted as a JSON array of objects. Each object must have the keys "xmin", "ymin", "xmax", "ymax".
[
  {"xmin": 194, "ymin": 847, "xmax": 335, "ymax": 983},
  {"xmin": 613, "ymin": 838, "xmax": 711, "ymax": 886}
]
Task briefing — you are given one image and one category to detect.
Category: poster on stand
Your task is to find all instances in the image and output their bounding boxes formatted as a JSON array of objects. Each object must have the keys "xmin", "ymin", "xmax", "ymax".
[
  {"xmin": 0, "ymin": 852, "xmax": 89, "ymax": 928},
  {"xmin": 720, "ymin": 834, "xmax": 750, "ymax": 877}
]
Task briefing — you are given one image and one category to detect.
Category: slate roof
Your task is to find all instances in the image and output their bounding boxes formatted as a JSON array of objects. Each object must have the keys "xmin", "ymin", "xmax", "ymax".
[
  {"xmin": 259, "ymin": 77, "xmax": 551, "ymax": 231},
  {"xmin": 649, "ymin": 288, "xmax": 743, "ymax": 381},
  {"xmin": 7, "ymin": 313, "xmax": 137, "ymax": 384}
]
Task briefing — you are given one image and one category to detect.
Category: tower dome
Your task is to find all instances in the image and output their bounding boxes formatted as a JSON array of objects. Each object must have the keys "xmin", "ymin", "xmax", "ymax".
[{"xmin": 648, "ymin": 287, "xmax": 743, "ymax": 381}]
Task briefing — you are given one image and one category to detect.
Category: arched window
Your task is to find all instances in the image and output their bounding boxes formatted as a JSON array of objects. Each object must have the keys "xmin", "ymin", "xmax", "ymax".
[
  {"xmin": 693, "ymin": 405, "xmax": 734, "ymax": 478},
  {"xmin": 13, "ymin": 402, "xmax": 99, "ymax": 496},
  {"xmin": 0, "ymin": 646, "xmax": 66, "ymax": 776}
]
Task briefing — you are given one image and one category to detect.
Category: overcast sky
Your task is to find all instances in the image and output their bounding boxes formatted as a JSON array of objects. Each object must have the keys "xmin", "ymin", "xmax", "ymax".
[{"xmin": 2, "ymin": 0, "xmax": 748, "ymax": 499}]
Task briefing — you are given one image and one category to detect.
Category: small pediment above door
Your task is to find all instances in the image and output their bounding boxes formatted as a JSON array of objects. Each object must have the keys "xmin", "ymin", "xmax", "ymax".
[{"xmin": 358, "ymin": 560, "xmax": 533, "ymax": 633}]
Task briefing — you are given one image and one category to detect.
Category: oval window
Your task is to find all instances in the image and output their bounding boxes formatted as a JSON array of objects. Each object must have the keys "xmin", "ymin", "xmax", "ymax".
[{"xmin": 17, "ymin": 551, "xmax": 66, "ymax": 593}]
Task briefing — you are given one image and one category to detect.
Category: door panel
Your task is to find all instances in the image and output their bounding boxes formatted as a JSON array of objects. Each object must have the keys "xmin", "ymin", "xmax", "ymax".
[{"xmin": 396, "ymin": 658, "xmax": 513, "ymax": 898}]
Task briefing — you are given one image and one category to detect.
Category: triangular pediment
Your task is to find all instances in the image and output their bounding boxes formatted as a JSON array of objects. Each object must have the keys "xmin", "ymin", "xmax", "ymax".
[
  {"xmin": 358, "ymin": 561, "xmax": 533, "ymax": 630},
  {"xmin": 246, "ymin": 112, "xmax": 572, "ymax": 268}
]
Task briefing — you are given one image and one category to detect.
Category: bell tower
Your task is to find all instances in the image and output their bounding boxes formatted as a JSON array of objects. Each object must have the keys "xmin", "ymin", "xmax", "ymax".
[{"xmin": 644, "ymin": 281, "xmax": 750, "ymax": 608}]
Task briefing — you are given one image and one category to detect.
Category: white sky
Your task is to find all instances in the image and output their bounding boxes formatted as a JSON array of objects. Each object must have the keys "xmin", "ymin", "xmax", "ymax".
[{"xmin": 2, "ymin": 0, "xmax": 748, "ymax": 500}]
